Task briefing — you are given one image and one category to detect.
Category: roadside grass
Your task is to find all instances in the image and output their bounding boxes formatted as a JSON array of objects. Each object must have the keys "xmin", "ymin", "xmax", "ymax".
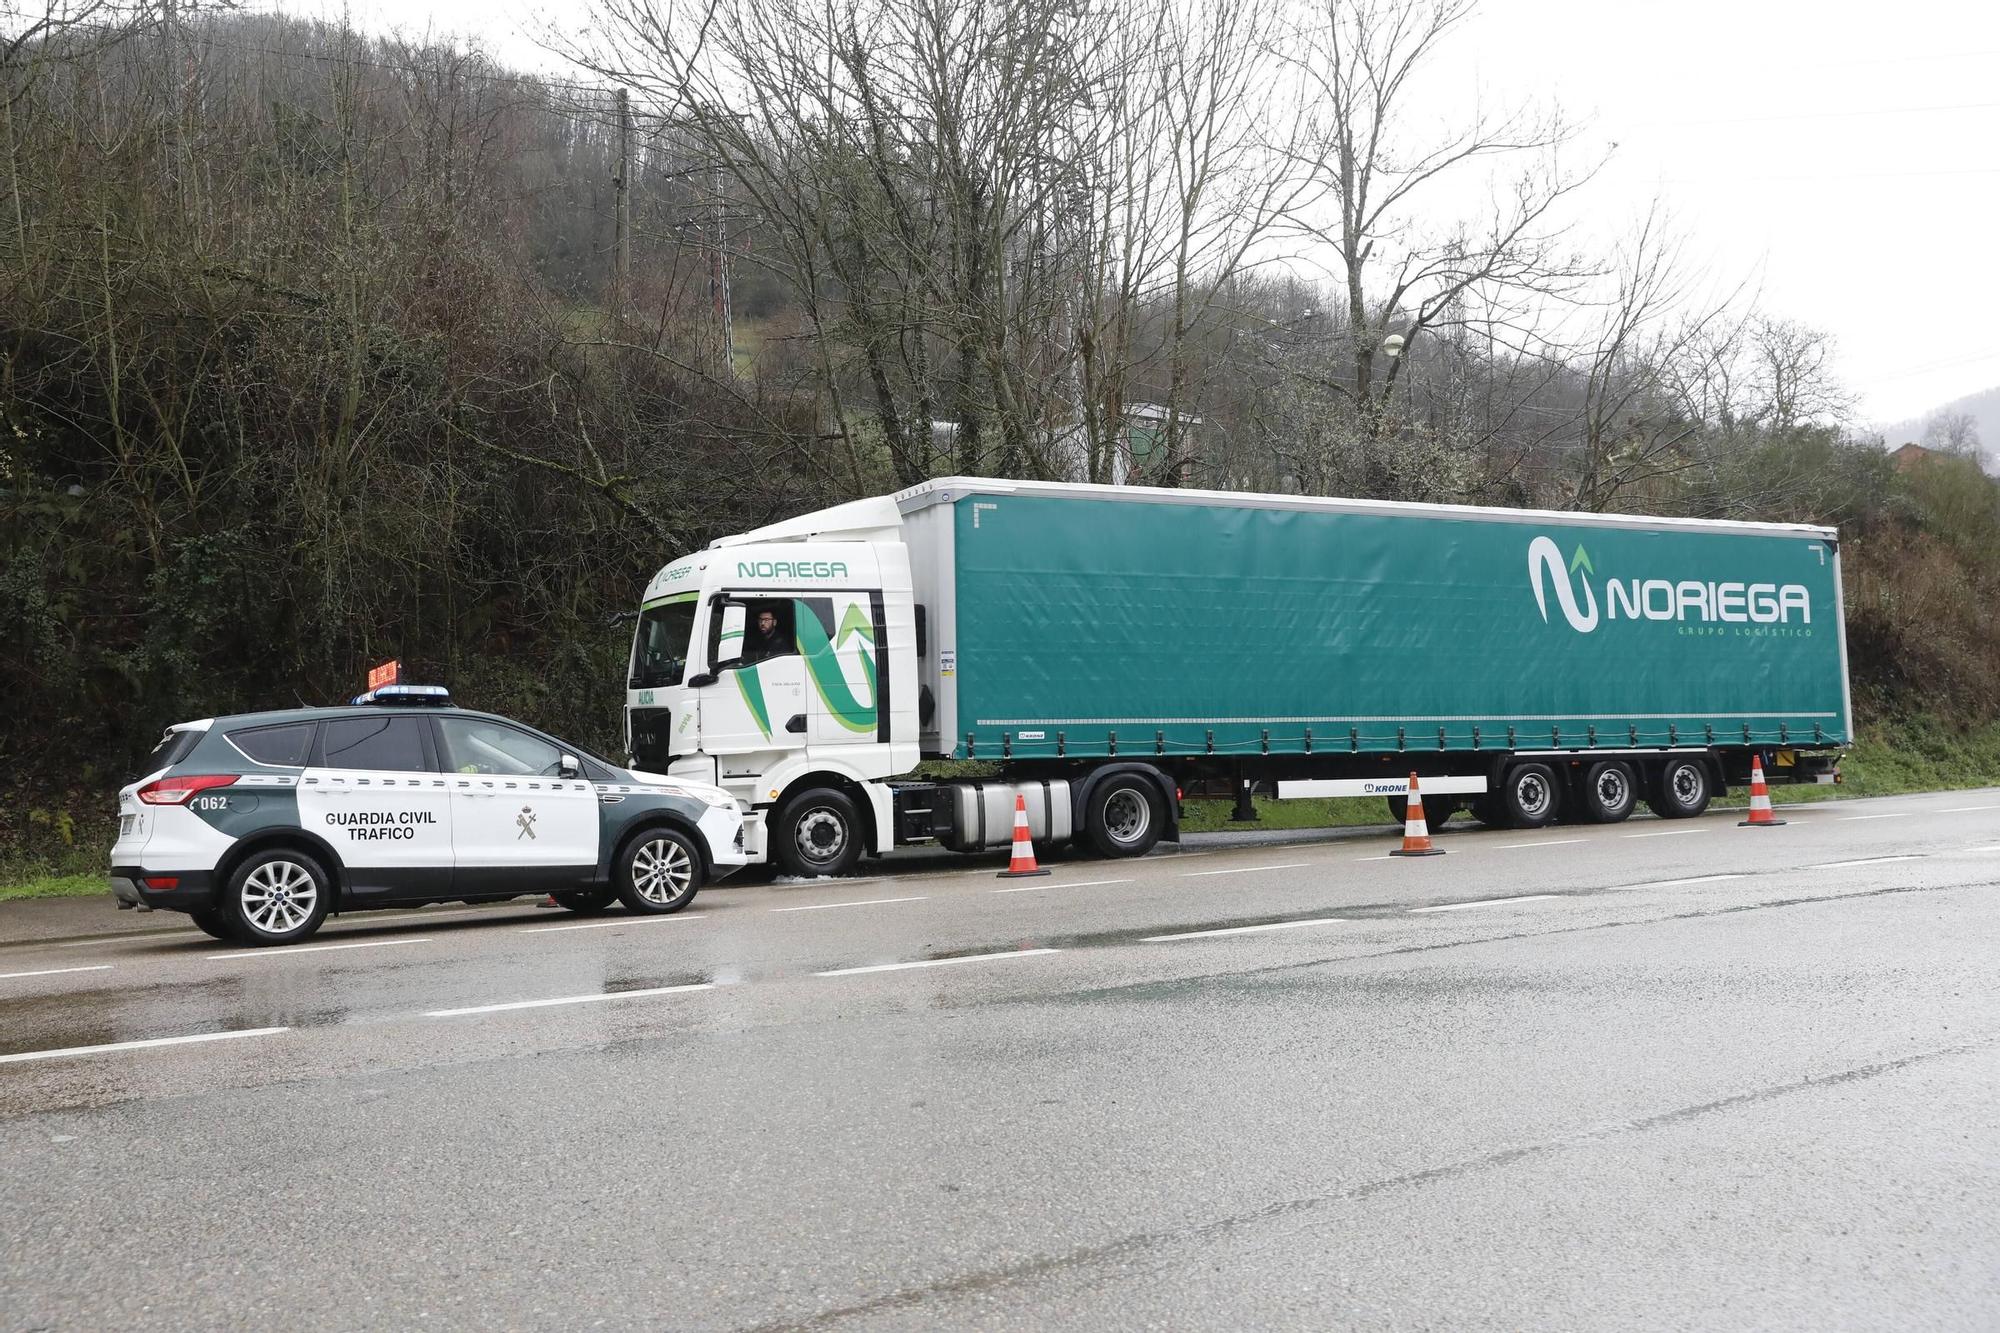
[{"xmin": 0, "ymin": 873, "xmax": 106, "ymax": 903}]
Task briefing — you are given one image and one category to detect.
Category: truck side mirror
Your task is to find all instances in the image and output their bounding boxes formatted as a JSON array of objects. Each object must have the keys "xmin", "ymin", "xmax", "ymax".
[{"xmin": 686, "ymin": 672, "xmax": 717, "ymax": 689}]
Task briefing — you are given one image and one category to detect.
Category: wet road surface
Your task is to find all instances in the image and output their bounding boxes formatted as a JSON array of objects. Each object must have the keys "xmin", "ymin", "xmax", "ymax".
[{"xmin": 4, "ymin": 789, "xmax": 1999, "ymax": 1329}]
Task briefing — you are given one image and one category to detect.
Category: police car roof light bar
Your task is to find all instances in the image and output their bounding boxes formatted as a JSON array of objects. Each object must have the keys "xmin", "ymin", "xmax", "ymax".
[{"xmin": 350, "ymin": 684, "xmax": 454, "ymax": 707}]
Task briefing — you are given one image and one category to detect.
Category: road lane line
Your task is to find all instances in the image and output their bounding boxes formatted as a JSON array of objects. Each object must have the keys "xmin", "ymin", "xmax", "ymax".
[
  {"xmin": 1410, "ymin": 895, "xmax": 1560, "ymax": 913},
  {"xmin": 1495, "ymin": 839, "xmax": 1586, "ymax": 850},
  {"xmin": 0, "ymin": 1027, "xmax": 290, "ymax": 1065},
  {"xmin": 1353, "ymin": 854, "xmax": 1395, "ymax": 861},
  {"xmin": 1179, "ymin": 862, "xmax": 1311, "ymax": 878},
  {"xmin": 1808, "ymin": 855, "xmax": 1924, "ymax": 869},
  {"xmin": 0, "ymin": 964, "xmax": 112, "ymax": 981},
  {"xmin": 1143, "ymin": 917, "xmax": 1347, "ymax": 942},
  {"xmin": 993, "ymin": 878, "xmax": 1133, "ymax": 894},
  {"xmin": 426, "ymin": 983, "xmax": 715, "ymax": 1018},
  {"xmin": 770, "ymin": 896, "xmax": 929, "ymax": 913},
  {"xmin": 1940, "ymin": 804, "xmax": 2000, "ymax": 813},
  {"xmin": 1624, "ymin": 828, "xmax": 1707, "ymax": 838},
  {"xmin": 1841, "ymin": 813, "xmax": 1910, "ymax": 821},
  {"xmin": 205, "ymin": 937, "xmax": 434, "ymax": 961},
  {"xmin": 519, "ymin": 914, "xmax": 707, "ymax": 934},
  {"xmin": 816, "ymin": 948, "xmax": 1060, "ymax": 978},
  {"xmin": 1623, "ymin": 874, "xmax": 1745, "ymax": 890}
]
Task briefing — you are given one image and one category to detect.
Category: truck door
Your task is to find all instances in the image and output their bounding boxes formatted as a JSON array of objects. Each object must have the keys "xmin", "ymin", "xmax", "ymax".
[
  {"xmin": 799, "ymin": 592, "xmax": 885, "ymax": 749},
  {"xmin": 695, "ymin": 596, "xmax": 808, "ymax": 761}
]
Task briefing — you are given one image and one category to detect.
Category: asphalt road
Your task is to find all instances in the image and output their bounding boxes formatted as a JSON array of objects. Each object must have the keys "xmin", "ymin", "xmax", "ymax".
[{"xmin": 4, "ymin": 789, "xmax": 1999, "ymax": 1331}]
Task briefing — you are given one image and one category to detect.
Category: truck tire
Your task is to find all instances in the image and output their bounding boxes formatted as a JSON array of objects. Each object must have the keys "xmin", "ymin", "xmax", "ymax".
[
  {"xmin": 1468, "ymin": 795, "xmax": 1507, "ymax": 827},
  {"xmin": 554, "ymin": 888, "xmax": 616, "ymax": 915},
  {"xmin": 774, "ymin": 786, "xmax": 865, "ymax": 878},
  {"xmin": 1499, "ymin": 763, "xmax": 1561, "ymax": 829},
  {"xmin": 1577, "ymin": 761, "xmax": 1638, "ymax": 823},
  {"xmin": 189, "ymin": 907, "xmax": 239, "ymax": 942},
  {"xmin": 1085, "ymin": 775, "xmax": 1164, "ymax": 858},
  {"xmin": 1646, "ymin": 757, "xmax": 1712, "ymax": 820}
]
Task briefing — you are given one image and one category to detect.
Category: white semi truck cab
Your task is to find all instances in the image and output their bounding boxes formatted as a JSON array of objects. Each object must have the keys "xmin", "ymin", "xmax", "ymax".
[{"xmin": 624, "ymin": 486, "xmax": 1144, "ymax": 876}]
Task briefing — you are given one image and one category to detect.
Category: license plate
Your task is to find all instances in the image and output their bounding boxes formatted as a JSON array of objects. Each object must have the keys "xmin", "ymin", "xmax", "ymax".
[{"xmin": 120, "ymin": 814, "xmax": 135, "ymax": 835}]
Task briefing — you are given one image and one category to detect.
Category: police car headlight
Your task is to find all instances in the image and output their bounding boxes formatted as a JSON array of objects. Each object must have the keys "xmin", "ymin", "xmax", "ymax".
[{"xmin": 660, "ymin": 784, "xmax": 737, "ymax": 810}]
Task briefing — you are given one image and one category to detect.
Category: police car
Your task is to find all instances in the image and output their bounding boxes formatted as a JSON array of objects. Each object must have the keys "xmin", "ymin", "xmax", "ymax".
[{"xmin": 109, "ymin": 686, "xmax": 746, "ymax": 946}]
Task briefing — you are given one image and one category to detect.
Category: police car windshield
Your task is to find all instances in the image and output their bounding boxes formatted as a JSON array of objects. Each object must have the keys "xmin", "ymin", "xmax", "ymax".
[{"xmin": 631, "ymin": 598, "xmax": 697, "ymax": 690}]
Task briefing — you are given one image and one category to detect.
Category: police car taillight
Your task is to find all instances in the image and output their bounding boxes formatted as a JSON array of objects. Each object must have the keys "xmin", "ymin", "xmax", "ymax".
[{"xmin": 137, "ymin": 774, "xmax": 239, "ymax": 805}]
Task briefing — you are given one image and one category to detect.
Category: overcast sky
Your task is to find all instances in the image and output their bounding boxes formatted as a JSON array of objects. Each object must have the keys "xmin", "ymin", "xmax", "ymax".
[{"xmin": 305, "ymin": 0, "xmax": 1998, "ymax": 431}]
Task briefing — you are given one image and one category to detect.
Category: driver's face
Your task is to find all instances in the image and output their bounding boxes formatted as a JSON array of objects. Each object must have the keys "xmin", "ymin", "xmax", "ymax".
[{"xmin": 757, "ymin": 612, "xmax": 777, "ymax": 632}]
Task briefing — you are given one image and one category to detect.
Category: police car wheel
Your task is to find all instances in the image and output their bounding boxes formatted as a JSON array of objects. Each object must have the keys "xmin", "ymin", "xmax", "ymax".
[
  {"xmin": 225, "ymin": 849, "xmax": 331, "ymax": 946},
  {"xmin": 553, "ymin": 889, "xmax": 616, "ymax": 915},
  {"xmin": 615, "ymin": 828, "xmax": 703, "ymax": 914},
  {"xmin": 188, "ymin": 907, "xmax": 238, "ymax": 942}
]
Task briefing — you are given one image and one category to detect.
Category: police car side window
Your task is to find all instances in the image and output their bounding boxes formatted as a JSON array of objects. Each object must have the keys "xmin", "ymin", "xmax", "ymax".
[
  {"xmin": 228, "ymin": 722, "xmax": 315, "ymax": 768},
  {"xmin": 318, "ymin": 717, "xmax": 431, "ymax": 773},
  {"xmin": 436, "ymin": 718, "xmax": 563, "ymax": 777}
]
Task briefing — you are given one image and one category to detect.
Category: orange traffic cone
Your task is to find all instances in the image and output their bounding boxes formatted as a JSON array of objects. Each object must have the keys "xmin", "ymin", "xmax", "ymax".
[
  {"xmin": 1390, "ymin": 773, "xmax": 1445, "ymax": 857},
  {"xmin": 996, "ymin": 793, "xmax": 1051, "ymax": 878},
  {"xmin": 1738, "ymin": 755, "xmax": 1787, "ymax": 827}
]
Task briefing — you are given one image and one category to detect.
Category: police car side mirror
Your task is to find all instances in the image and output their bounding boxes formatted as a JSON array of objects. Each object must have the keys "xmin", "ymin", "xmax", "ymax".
[
  {"xmin": 686, "ymin": 672, "xmax": 718, "ymax": 688},
  {"xmin": 558, "ymin": 753, "xmax": 581, "ymax": 780}
]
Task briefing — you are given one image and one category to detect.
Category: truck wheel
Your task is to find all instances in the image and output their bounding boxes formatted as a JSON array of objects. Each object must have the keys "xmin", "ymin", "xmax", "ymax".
[
  {"xmin": 1500, "ymin": 763, "xmax": 1561, "ymax": 829},
  {"xmin": 1646, "ymin": 758, "xmax": 1712, "ymax": 820},
  {"xmin": 224, "ymin": 849, "xmax": 331, "ymax": 947},
  {"xmin": 1468, "ymin": 795, "xmax": 1507, "ymax": 827},
  {"xmin": 615, "ymin": 828, "xmax": 703, "ymax": 913},
  {"xmin": 1086, "ymin": 776, "xmax": 1163, "ymax": 858},
  {"xmin": 1578, "ymin": 762, "xmax": 1638, "ymax": 823},
  {"xmin": 774, "ymin": 787, "xmax": 865, "ymax": 877}
]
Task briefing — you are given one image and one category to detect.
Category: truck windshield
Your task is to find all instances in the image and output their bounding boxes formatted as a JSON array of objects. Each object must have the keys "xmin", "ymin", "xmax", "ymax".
[{"xmin": 630, "ymin": 597, "xmax": 698, "ymax": 689}]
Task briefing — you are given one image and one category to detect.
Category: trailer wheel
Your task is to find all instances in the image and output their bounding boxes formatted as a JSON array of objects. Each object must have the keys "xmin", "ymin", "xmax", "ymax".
[
  {"xmin": 1085, "ymin": 776, "xmax": 1163, "ymax": 858},
  {"xmin": 1577, "ymin": 761, "xmax": 1638, "ymax": 823},
  {"xmin": 1500, "ymin": 763, "xmax": 1561, "ymax": 828},
  {"xmin": 1645, "ymin": 758, "xmax": 1712, "ymax": 820},
  {"xmin": 1389, "ymin": 794, "xmax": 1454, "ymax": 828},
  {"xmin": 774, "ymin": 786, "xmax": 866, "ymax": 878},
  {"xmin": 1468, "ymin": 795, "xmax": 1507, "ymax": 827}
]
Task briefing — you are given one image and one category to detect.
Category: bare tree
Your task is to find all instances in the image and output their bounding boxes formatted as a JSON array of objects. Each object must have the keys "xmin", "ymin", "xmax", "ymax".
[
  {"xmin": 1278, "ymin": 0, "xmax": 1596, "ymax": 464},
  {"xmin": 1921, "ymin": 409, "xmax": 1981, "ymax": 458}
]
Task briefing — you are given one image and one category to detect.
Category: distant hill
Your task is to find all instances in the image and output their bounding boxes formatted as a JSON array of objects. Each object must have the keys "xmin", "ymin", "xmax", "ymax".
[{"xmin": 1885, "ymin": 384, "xmax": 2000, "ymax": 470}]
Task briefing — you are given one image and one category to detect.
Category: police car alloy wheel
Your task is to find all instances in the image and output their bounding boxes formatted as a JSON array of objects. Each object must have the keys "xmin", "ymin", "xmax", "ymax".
[
  {"xmin": 615, "ymin": 828, "xmax": 702, "ymax": 914},
  {"xmin": 226, "ymin": 848, "xmax": 332, "ymax": 945}
]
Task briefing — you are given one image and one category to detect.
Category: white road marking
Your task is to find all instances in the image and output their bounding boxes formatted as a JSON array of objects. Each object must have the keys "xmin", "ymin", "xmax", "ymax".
[
  {"xmin": 206, "ymin": 937, "xmax": 433, "ymax": 961},
  {"xmin": 0, "ymin": 1027, "xmax": 289, "ymax": 1065},
  {"xmin": 1841, "ymin": 813, "xmax": 1910, "ymax": 821},
  {"xmin": 1143, "ymin": 917, "xmax": 1347, "ymax": 942},
  {"xmin": 1808, "ymin": 855, "xmax": 1923, "ymax": 869},
  {"xmin": 519, "ymin": 914, "xmax": 707, "ymax": 934},
  {"xmin": 1179, "ymin": 862, "xmax": 1312, "ymax": 878},
  {"xmin": 1353, "ymin": 854, "xmax": 1395, "ymax": 861},
  {"xmin": 816, "ymin": 948, "xmax": 1060, "ymax": 978},
  {"xmin": 1624, "ymin": 828, "xmax": 1707, "ymax": 839},
  {"xmin": 992, "ymin": 878, "xmax": 1133, "ymax": 894},
  {"xmin": 0, "ymin": 964, "xmax": 112, "ymax": 981},
  {"xmin": 426, "ymin": 983, "xmax": 714, "ymax": 1018},
  {"xmin": 1410, "ymin": 895, "xmax": 1561, "ymax": 913},
  {"xmin": 770, "ymin": 896, "xmax": 929, "ymax": 913},
  {"xmin": 1623, "ymin": 874, "xmax": 1745, "ymax": 890},
  {"xmin": 1939, "ymin": 804, "xmax": 2000, "ymax": 813},
  {"xmin": 1962, "ymin": 845, "xmax": 2000, "ymax": 854},
  {"xmin": 1495, "ymin": 839, "xmax": 1587, "ymax": 850}
]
